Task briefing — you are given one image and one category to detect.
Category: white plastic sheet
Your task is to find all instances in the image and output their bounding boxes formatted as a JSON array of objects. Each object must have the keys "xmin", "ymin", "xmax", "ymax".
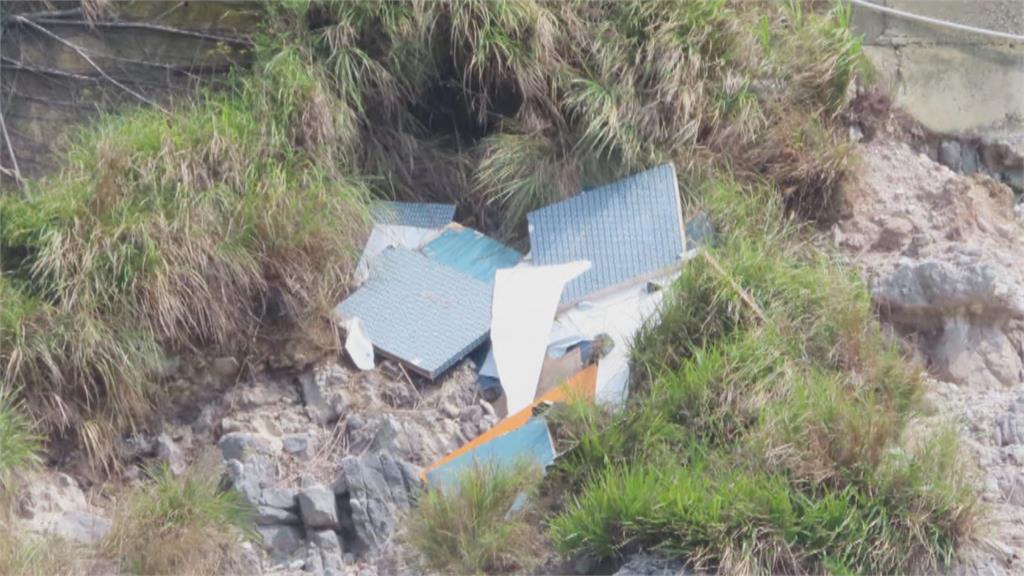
[
  {"xmin": 552, "ymin": 272, "xmax": 678, "ymax": 405},
  {"xmin": 343, "ymin": 317, "xmax": 375, "ymax": 371},
  {"xmin": 491, "ymin": 261, "xmax": 591, "ymax": 415},
  {"xmin": 353, "ymin": 224, "xmax": 443, "ymax": 285}
]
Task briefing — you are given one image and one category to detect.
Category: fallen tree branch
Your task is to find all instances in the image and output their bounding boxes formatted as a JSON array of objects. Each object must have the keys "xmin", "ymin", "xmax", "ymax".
[
  {"xmin": 10, "ymin": 15, "xmax": 169, "ymax": 114},
  {"xmin": 24, "ymin": 18, "xmax": 254, "ymax": 46},
  {"xmin": 0, "ymin": 20, "xmax": 24, "ymax": 186},
  {"xmin": 701, "ymin": 250, "xmax": 769, "ymax": 324}
]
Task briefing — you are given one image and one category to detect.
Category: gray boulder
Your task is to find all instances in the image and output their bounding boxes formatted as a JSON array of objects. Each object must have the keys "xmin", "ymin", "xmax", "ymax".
[
  {"xmin": 256, "ymin": 505, "xmax": 301, "ymax": 526},
  {"xmin": 310, "ymin": 530, "xmax": 346, "ymax": 575},
  {"xmin": 298, "ymin": 485, "xmax": 339, "ymax": 530},
  {"xmin": 257, "ymin": 525, "xmax": 305, "ymax": 559},
  {"xmin": 40, "ymin": 510, "xmax": 112, "ymax": 545},
  {"xmin": 155, "ymin": 433, "xmax": 186, "ymax": 475},
  {"xmin": 614, "ymin": 553, "xmax": 688, "ymax": 575},
  {"xmin": 218, "ymin": 432, "xmax": 281, "ymax": 461},
  {"xmin": 340, "ymin": 451, "xmax": 422, "ymax": 551},
  {"xmin": 261, "ymin": 487, "xmax": 298, "ymax": 509}
]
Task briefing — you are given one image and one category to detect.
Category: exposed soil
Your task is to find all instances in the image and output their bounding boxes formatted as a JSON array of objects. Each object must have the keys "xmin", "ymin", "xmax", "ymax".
[{"xmin": 838, "ymin": 133, "xmax": 1024, "ymax": 574}]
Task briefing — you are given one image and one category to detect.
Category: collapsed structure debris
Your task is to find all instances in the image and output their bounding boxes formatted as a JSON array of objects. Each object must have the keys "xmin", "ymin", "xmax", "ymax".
[{"xmin": 337, "ymin": 163, "xmax": 700, "ymax": 485}]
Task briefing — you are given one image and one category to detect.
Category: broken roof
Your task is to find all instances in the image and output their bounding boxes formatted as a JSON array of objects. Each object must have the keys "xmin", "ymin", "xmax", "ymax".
[
  {"xmin": 527, "ymin": 163, "xmax": 685, "ymax": 304},
  {"xmin": 337, "ymin": 247, "xmax": 492, "ymax": 379},
  {"xmin": 422, "ymin": 225, "xmax": 522, "ymax": 284},
  {"xmin": 370, "ymin": 201, "xmax": 455, "ymax": 228}
]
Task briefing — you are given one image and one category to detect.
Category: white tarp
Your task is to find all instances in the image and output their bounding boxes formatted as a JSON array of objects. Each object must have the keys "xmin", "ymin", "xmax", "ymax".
[
  {"xmin": 354, "ymin": 224, "xmax": 443, "ymax": 285},
  {"xmin": 491, "ymin": 261, "xmax": 591, "ymax": 415},
  {"xmin": 551, "ymin": 273, "xmax": 678, "ymax": 405},
  {"xmin": 343, "ymin": 317, "xmax": 375, "ymax": 371}
]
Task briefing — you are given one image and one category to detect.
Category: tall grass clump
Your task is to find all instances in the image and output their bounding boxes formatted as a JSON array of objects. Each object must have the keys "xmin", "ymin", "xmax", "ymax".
[
  {"xmin": 0, "ymin": 381, "xmax": 40, "ymax": 490},
  {"xmin": 103, "ymin": 463, "xmax": 254, "ymax": 575},
  {"xmin": 406, "ymin": 462, "xmax": 546, "ymax": 574},
  {"xmin": 0, "ymin": 533, "xmax": 82, "ymax": 576},
  {"xmin": 0, "ymin": 38, "xmax": 370, "ymax": 460},
  {"xmin": 549, "ymin": 178, "xmax": 977, "ymax": 574}
]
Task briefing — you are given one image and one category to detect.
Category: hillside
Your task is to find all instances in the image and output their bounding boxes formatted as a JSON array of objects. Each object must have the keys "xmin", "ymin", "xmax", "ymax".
[{"xmin": 1, "ymin": 2, "xmax": 1020, "ymax": 575}]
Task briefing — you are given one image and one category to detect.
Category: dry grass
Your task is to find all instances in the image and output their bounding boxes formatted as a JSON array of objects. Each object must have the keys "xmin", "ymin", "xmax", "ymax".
[
  {"xmin": 103, "ymin": 460, "xmax": 254, "ymax": 575},
  {"xmin": 0, "ymin": 531, "xmax": 84, "ymax": 576},
  {"xmin": 405, "ymin": 462, "xmax": 547, "ymax": 574}
]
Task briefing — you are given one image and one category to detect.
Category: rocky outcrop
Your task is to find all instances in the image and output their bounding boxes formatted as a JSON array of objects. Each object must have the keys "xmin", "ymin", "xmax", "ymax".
[
  {"xmin": 839, "ymin": 137, "xmax": 1024, "ymax": 574},
  {"xmin": 212, "ymin": 359, "xmax": 492, "ymax": 573},
  {"xmin": 12, "ymin": 472, "xmax": 111, "ymax": 545},
  {"xmin": 839, "ymin": 139, "xmax": 1024, "ymax": 389}
]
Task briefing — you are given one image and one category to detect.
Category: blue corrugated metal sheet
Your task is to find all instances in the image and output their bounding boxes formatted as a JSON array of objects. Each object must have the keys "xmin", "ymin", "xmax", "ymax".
[
  {"xmin": 527, "ymin": 164, "xmax": 685, "ymax": 304},
  {"xmin": 422, "ymin": 226, "xmax": 522, "ymax": 284},
  {"xmin": 370, "ymin": 201, "xmax": 455, "ymax": 228},
  {"xmin": 336, "ymin": 248, "xmax": 491, "ymax": 379},
  {"xmin": 425, "ymin": 418, "xmax": 555, "ymax": 488}
]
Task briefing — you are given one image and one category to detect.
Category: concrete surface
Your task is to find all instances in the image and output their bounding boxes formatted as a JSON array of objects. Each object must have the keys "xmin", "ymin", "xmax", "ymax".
[{"xmin": 853, "ymin": 0, "xmax": 1024, "ymax": 133}]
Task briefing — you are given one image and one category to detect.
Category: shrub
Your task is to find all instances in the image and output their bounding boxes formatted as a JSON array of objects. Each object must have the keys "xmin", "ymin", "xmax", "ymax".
[
  {"xmin": 103, "ymin": 463, "xmax": 255, "ymax": 575},
  {"xmin": 405, "ymin": 462, "xmax": 546, "ymax": 574}
]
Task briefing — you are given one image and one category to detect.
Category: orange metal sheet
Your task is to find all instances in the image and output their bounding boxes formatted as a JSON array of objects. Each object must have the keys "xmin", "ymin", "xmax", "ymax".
[{"xmin": 421, "ymin": 365, "xmax": 597, "ymax": 482}]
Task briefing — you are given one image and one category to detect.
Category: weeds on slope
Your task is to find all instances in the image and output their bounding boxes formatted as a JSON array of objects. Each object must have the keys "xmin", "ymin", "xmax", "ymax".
[
  {"xmin": 103, "ymin": 461, "xmax": 254, "ymax": 575},
  {"xmin": 0, "ymin": 45, "xmax": 370, "ymax": 463},
  {"xmin": 548, "ymin": 180, "xmax": 977, "ymax": 574},
  {"xmin": 406, "ymin": 462, "xmax": 546, "ymax": 574}
]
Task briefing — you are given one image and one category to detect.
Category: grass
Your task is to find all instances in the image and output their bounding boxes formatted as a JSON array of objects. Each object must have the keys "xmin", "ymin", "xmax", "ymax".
[
  {"xmin": 546, "ymin": 179, "xmax": 978, "ymax": 574},
  {"xmin": 0, "ymin": 532, "xmax": 83, "ymax": 576},
  {"xmin": 0, "ymin": 383, "xmax": 40, "ymax": 490},
  {"xmin": 0, "ymin": 42, "xmax": 370, "ymax": 463},
  {"xmin": 405, "ymin": 462, "xmax": 546, "ymax": 574},
  {"xmin": 103, "ymin": 462, "xmax": 255, "ymax": 575}
]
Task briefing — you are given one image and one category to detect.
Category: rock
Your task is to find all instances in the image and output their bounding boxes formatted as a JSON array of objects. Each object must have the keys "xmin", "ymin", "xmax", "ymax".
[
  {"xmin": 258, "ymin": 525, "xmax": 305, "ymax": 559},
  {"xmin": 939, "ymin": 140, "xmax": 962, "ymax": 171},
  {"xmin": 118, "ymin": 434, "xmax": 156, "ymax": 461},
  {"xmin": 238, "ymin": 541, "xmax": 263, "ymax": 574},
  {"xmin": 299, "ymin": 372, "xmax": 334, "ymax": 426},
  {"xmin": 212, "ymin": 356, "xmax": 240, "ymax": 377},
  {"xmin": 298, "ymin": 485, "xmax": 339, "ymax": 530},
  {"xmin": 614, "ymin": 553, "xmax": 688, "ymax": 575},
  {"xmin": 42, "ymin": 511, "xmax": 112, "ymax": 545},
  {"xmin": 218, "ymin": 432, "xmax": 281, "ymax": 461},
  {"xmin": 225, "ymin": 455, "xmax": 279, "ymax": 505},
  {"xmin": 155, "ymin": 433, "xmax": 186, "ymax": 475},
  {"xmin": 261, "ymin": 487, "xmax": 298, "ymax": 510},
  {"xmin": 998, "ymin": 414, "xmax": 1021, "ymax": 446},
  {"xmin": 310, "ymin": 530, "xmax": 346, "ymax": 575},
  {"xmin": 283, "ymin": 433, "xmax": 317, "ymax": 459},
  {"xmin": 340, "ymin": 452, "xmax": 422, "ymax": 551},
  {"xmin": 256, "ymin": 505, "xmax": 301, "ymax": 526}
]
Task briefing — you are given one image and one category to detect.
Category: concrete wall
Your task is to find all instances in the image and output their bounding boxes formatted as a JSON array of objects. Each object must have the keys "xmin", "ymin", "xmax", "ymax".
[
  {"xmin": 852, "ymin": 0, "xmax": 1024, "ymax": 133},
  {"xmin": 0, "ymin": 1, "xmax": 262, "ymax": 179}
]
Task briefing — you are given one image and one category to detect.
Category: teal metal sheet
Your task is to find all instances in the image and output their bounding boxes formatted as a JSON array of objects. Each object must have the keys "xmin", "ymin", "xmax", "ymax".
[
  {"xmin": 422, "ymin": 226, "xmax": 522, "ymax": 284},
  {"xmin": 425, "ymin": 418, "xmax": 555, "ymax": 488}
]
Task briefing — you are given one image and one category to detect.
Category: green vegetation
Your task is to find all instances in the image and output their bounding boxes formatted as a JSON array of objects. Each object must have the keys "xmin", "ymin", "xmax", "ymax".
[
  {"xmin": 547, "ymin": 180, "xmax": 977, "ymax": 573},
  {"xmin": 103, "ymin": 463, "xmax": 254, "ymax": 575},
  {"xmin": 0, "ymin": 384, "xmax": 40, "ymax": 490},
  {"xmin": 0, "ymin": 0, "xmax": 978, "ymax": 573},
  {"xmin": 405, "ymin": 462, "xmax": 545, "ymax": 574}
]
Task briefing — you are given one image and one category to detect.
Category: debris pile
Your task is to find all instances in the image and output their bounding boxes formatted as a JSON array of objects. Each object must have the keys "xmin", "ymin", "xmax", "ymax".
[
  {"xmin": 336, "ymin": 164, "xmax": 701, "ymax": 485},
  {"xmin": 211, "ymin": 165, "xmax": 707, "ymax": 572}
]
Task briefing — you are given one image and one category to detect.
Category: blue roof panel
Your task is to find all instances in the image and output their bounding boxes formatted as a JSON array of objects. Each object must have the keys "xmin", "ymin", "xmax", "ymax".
[
  {"xmin": 527, "ymin": 164, "xmax": 685, "ymax": 303},
  {"xmin": 425, "ymin": 418, "xmax": 555, "ymax": 488},
  {"xmin": 370, "ymin": 201, "xmax": 455, "ymax": 228},
  {"xmin": 337, "ymin": 248, "xmax": 491, "ymax": 379},
  {"xmin": 422, "ymin": 226, "xmax": 522, "ymax": 284}
]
